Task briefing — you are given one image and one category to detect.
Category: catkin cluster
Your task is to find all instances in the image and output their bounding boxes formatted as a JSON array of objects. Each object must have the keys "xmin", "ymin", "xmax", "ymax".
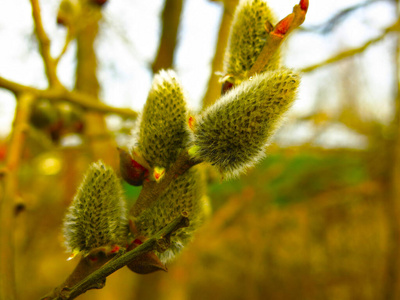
[
  {"xmin": 131, "ymin": 69, "xmax": 208, "ymax": 262},
  {"xmin": 192, "ymin": 0, "xmax": 300, "ymax": 178},
  {"xmin": 63, "ymin": 161, "xmax": 128, "ymax": 255},
  {"xmin": 63, "ymin": 0, "xmax": 302, "ymax": 268}
]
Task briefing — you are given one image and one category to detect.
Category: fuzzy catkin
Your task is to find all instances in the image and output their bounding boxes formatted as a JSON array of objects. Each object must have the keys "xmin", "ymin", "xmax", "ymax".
[
  {"xmin": 224, "ymin": 0, "xmax": 280, "ymax": 82},
  {"xmin": 63, "ymin": 161, "xmax": 128, "ymax": 254},
  {"xmin": 193, "ymin": 69, "xmax": 300, "ymax": 178},
  {"xmin": 133, "ymin": 167, "xmax": 208, "ymax": 263},
  {"xmin": 137, "ymin": 70, "xmax": 190, "ymax": 169}
]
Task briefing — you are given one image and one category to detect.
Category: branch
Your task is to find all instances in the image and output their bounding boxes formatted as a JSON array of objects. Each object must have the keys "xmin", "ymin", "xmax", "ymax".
[
  {"xmin": 248, "ymin": 0, "xmax": 309, "ymax": 77},
  {"xmin": 151, "ymin": 0, "xmax": 183, "ymax": 73},
  {"xmin": 30, "ymin": 0, "xmax": 61, "ymax": 87},
  {"xmin": 300, "ymin": 21, "xmax": 398, "ymax": 73},
  {"xmin": 130, "ymin": 150, "xmax": 201, "ymax": 217},
  {"xmin": 201, "ymin": 0, "xmax": 239, "ymax": 109},
  {"xmin": 42, "ymin": 215, "xmax": 189, "ymax": 300},
  {"xmin": 0, "ymin": 93, "xmax": 35, "ymax": 300},
  {"xmin": 55, "ymin": 34, "xmax": 73, "ymax": 64},
  {"xmin": 300, "ymin": 0, "xmax": 393, "ymax": 34},
  {"xmin": 0, "ymin": 76, "xmax": 138, "ymax": 119}
]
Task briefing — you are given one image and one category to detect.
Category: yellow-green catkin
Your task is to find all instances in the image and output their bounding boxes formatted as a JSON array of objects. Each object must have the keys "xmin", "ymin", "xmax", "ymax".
[
  {"xmin": 224, "ymin": 0, "xmax": 280, "ymax": 83},
  {"xmin": 193, "ymin": 69, "xmax": 300, "ymax": 178},
  {"xmin": 136, "ymin": 70, "xmax": 190, "ymax": 170},
  {"xmin": 63, "ymin": 161, "xmax": 128, "ymax": 255},
  {"xmin": 133, "ymin": 167, "xmax": 208, "ymax": 263}
]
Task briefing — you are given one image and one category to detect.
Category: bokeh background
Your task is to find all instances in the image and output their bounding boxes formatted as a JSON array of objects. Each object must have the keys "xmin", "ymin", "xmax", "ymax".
[{"xmin": 0, "ymin": 0, "xmax": 399, "ymax": 299}]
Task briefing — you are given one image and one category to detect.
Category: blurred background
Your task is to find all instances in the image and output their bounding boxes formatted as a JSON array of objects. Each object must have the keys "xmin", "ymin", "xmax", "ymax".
[{"xmin": 0, "ymin": 0, "xmax": 399, "ymax": 299}]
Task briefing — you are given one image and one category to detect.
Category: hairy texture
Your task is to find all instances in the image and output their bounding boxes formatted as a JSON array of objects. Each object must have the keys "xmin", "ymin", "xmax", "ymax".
[
  {"xmin": 224, "ymin": 0, "xmax": 280, "ymax": 82},
  {"xmin": 193, "ymin": 69, "xmax": 300, "ymax": 178},
  {"xmin": 137, "ymin": 69, "xmax": 190, "ymax": 169},
  {"xmin": 63, "ymin": 161, "xmax": 128, "ymax": 254},
  {"xmin": 133, "ymin": 167, "xmax": 208, "ymax": 263}
]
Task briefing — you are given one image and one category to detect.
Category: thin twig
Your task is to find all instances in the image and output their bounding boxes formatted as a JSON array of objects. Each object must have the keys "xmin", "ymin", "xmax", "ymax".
[
  {"xmin": 55, "ymin": 34, "xmax": 73, "ymax": 64},
  {"xmin": 30, "ymin": 0, "xmax": 61, "ymax": 87},
  {"xmin": 300, "ymin": 22, "xmax": 398, "ymax": 73},
  {"xmin": 0, "ymin": 93, "xmax": 35, "ymax": 300},
  {"xmin": 300, "ymin": 0, "xmax": 392, "ymax": 34},
  {"xmin": 0, "ymin": 76, "xmax": 138, "ymax": 119},
  {"xmin": 42, "ymin": 215, "xmax": 189, "ymax": 300}
]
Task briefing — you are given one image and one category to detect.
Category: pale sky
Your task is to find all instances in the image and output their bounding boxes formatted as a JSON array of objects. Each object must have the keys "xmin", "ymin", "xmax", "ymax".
[{"xmin": 0, "ymin": 0, "xmax": 396, "ymax": 148}]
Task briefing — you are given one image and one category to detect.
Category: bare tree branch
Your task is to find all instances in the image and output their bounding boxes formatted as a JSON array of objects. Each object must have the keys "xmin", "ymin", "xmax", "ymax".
[
  {"xmin": 201, "ymin": 0, "xmax": 239, "ymax": 109},
  {"xmin": 0, "ymin": 76, "xmax": 138, "ymax": 119},
  {"xmin": 300, "ymin": 0, "xmax": 394, "ymax": 34},
  {"xmin": 30, "ymin": 0, "xmax": 61, "ymax": 87},
  {"xmin": 152, "ymin": 0, "xmax": 184, "ymax": 73},
  {"xmin": 300, "ymin": 21, "xmax": 399, "ymax": 73},
  {"xmin": 0, "ymin": 93, "xmax": 35, "ymax": 300}
]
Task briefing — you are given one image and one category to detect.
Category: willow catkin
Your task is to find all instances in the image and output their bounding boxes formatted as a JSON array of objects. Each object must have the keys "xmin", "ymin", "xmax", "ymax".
[
  {"xmin": 224, "ymin": 0, "xmax": 280, "ymax": 84},
  {"xmin": 133, "ymin": 167, "xmax": 208, "ymax": 263},
  {"xmin": 136, "ymin": 69, "xmax": 191, "ymax": 170},
  {"xmin": 193, "ymin": 69, "xmax": 300, "ymax": 178},
  {"xmin": 63, "ymin": 161, "xmax": 128, "ymax": 255}
]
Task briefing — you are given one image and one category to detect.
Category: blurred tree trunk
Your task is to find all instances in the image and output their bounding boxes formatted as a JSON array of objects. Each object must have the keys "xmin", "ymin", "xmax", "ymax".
[
  {"xmin": 202, "ymin": 0, "xmax": 238, "ymax": 109},
  {"xmin": 383, "ymin": 6, "xmax": 400, "ymax": 299},
  {"xmin": 75, "ymin": 4, "xmax": 118, "ymax": 168},
  {"xmin": 152, "ymin": 0, "xmax": 183, "ymax": 74}
]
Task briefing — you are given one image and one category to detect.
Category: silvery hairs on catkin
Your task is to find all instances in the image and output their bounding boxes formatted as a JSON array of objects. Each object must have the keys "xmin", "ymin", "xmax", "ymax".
[
  {"xmin": 134, "ymin": 69, "xmax": 191, "ymax": 170},
  {"xmin": 63, "ymin": 161, "xmax": 128, "ymax": 255},
  {"xmin": 193, "ymin": 69, "xmax": 300, "ymax": 179},
  {"xmin": 224, "ymin": 0, "xmax": 280, "ymax": 83},
  {"xmin": 133, "ymin": 167, "xmax": 208, "ymax": 263}
]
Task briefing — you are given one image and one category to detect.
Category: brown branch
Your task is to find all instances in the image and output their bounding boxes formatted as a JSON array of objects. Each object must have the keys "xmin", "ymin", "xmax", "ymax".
[
  {"xmin": 201, "ymin": 0, "xmax": 239, "ymax": 109},
  {"xmin": 300, "ymin": 31, "xmax": 392, "ymax": 73},
  {"xmin": 0, "ymin": 93, "xmax": 35, "ymax": 300},
  {"xmin": 248, "ymin": 0, "xmax": 308, "ymax": 77},
  {"xmin": 130, "ymin": 150, "xmax": 201, "ymax": 217},
  {"xmin": 30, "ymin": 0, "xmax": 61, "ymax": 87},
  {"xmin": 55, "ymin": 34, "xmax": 74, "ymax": 64},
  {"xmin": 300, "ymin": 0, "xmax": 390, "ymax": 34},
  {"xmin": 0, "ymin": 76, "xmax": 138, "ymax": 119},
  {"xmin": 151, "ymin": 0, "xmax": 183, "ymax": 73},
  {"xmin": 42, "ymin": 215, "xmax": 189, "ymax": 300},
  {"xmin": 300, "ymin": 20, "xmax": 400, "ymax": 73},
  {"xmin": 74, "ymin": 3, "xmax": 119, "ymax": 167}
]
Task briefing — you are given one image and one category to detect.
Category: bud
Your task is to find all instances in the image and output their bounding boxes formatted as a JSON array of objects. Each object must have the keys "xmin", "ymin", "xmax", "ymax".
[
  {"xmin": 137, "ymin": 70, "xmax": 190, "ymax": 170},
  {"xmin": 57, "ymin": 0, "xmax": 80, "ymax": 27},
  {"xmin": 132, "ymin": 168, "xmax": 208, "ymax": 263},
  {"xmin": 90, "ymin": 0, "xmax": 108, "ymax": 7},
  {"xmin": 118, "ymin": 148, "xmax": 149, "ymax": 186},
  {"xmin": 63, "ymin": 161, "xmax": 128, "ymax": 256},
  {"xmin": 126, "ymin": 238, "xmax": 168, "ymax": 274},
  {"xmin": 224, "ymin": 0, "xmax": 280, "ymax": 83},
  {"xmin": 193, "ymin": 69, "xmax": 300, "ymax": 178}
]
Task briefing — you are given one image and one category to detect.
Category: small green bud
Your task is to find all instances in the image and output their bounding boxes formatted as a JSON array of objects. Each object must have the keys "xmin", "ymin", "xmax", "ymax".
[
  {"xmin": 224, "ymin": 0, "xmax": 280, "ymax": 82},
  {"xmin": 132, "ymin": 168, "xmax": 208, "ymax": 263},
  {"xmin": 63, "ymin": 161, "xmax": 128, "ymax": 256},
  {"xmin": 137, "ymin": 70, "xmax": 190, "ymax": 170},
  {"xmin": 193, "ymin": 69, "xmax": 300, "ymax": 178}
]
